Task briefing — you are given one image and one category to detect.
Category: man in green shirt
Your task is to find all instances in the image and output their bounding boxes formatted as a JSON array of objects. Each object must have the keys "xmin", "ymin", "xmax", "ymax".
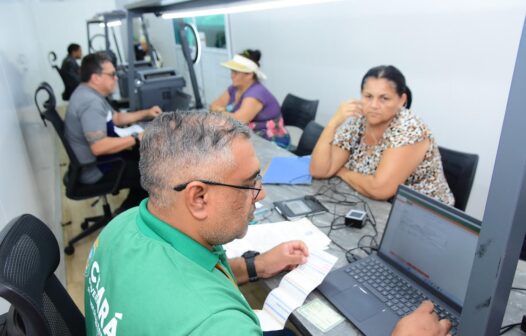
[{"xmin": 84, "ymin": 111, "xmax": 451, "ymax": 336}]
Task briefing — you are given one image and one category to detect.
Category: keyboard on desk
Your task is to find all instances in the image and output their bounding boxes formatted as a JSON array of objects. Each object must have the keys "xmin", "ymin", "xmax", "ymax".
[{"xmin": 345, "ymin": 258, "xmax": 459, "ymax": 335}]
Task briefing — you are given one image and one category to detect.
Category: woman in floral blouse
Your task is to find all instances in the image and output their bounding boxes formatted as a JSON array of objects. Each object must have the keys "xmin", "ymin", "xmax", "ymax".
[{"xmin": 310, "ymin": 65, "xmax": 454, "ymax": 205}]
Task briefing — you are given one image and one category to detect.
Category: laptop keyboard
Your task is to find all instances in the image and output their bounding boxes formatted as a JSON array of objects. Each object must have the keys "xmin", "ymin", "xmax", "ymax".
[{"xmin": 345, "ymin": 257, "xmax": 459, "ymax": 335}]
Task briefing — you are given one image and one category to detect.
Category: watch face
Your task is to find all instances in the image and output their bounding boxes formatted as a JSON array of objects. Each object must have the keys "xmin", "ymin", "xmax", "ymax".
[{"xmin": 243, "ymin": 251, "xmax": 259, "ymax": 258}]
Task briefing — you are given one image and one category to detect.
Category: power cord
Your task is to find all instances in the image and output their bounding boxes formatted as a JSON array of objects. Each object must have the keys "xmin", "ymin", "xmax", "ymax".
[
  {"xmin": 310, "ymin": 178, "xmax": 380, "ymax": 261},
  {"xmin": 499, "ymin": 288, "xmax": 526, "ymax": 334},
  {"xmin": 499, "ymin": 315, "xmax": 526, "ymax": 334}
]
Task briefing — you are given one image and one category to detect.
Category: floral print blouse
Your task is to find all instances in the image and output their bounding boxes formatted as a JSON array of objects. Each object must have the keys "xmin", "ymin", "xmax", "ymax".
[{"xmin": 332, "ymin": 108, "xmax": 455, "ymax": 206}]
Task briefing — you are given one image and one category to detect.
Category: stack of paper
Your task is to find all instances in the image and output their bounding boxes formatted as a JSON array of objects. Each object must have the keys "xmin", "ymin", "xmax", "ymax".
[
  {"xmin": 113, "ymin": 124, "xmax": 144, "ymax": 137},
  {"xmin": 262, "ymin": 156, "xmax": 312, "ymax": 184},
  {"xmin": 224, "ymin": 218, "xmax": 331, "ymax": 258},
  {"xmin": 254, "ymin": 249, "xmax": 338, "ymax": 331}
]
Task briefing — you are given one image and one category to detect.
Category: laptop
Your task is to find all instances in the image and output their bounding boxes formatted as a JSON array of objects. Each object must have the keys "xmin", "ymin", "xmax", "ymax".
[{"xmin": 318, "ymin": 185, "xmax": 481, "ymax": 336}]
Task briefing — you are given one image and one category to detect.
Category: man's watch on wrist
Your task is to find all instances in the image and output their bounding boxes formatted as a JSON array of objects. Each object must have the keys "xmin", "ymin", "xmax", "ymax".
[
  {"xmin": 131, "ymin": 132, "xmax": 139, "ymax": 145},
  {"xmin": 242, "ymin": 250, "xmax": 260, "ymax": 282}
]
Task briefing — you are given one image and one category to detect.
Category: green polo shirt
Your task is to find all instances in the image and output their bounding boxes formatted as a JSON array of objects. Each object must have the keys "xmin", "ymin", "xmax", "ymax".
[{"xmin": 84, "ymin": 199, "xmax": 262, "ymax": 335}]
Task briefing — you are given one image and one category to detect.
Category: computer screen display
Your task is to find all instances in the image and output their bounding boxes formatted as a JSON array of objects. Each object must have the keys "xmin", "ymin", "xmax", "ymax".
[{"xmin": 379, "ymin": 186, "xmax": 481, "ymax": 307}]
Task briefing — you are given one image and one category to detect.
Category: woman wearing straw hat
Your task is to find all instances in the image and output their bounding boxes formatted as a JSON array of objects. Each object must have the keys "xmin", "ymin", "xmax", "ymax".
[{"xmin": 210, "ymin": 49, "xmax": 290, "ymax": 148}]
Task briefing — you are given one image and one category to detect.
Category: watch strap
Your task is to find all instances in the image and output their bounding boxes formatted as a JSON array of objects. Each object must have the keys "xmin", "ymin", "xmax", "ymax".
[{"xmin": 242, "ymin": 251, "xmax": 260, "ymax": 282}]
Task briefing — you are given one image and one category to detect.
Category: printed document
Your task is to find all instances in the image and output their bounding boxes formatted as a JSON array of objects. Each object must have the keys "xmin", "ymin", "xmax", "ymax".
[
  {"xmin": 254, "ymin": 249, "xmax": 338, "ymax": 331},
  {"xmin": 224, "ymin": 218, "xmax": 331, "ymax": 258},
  {"xmin": 114, "ymin": 124, "xmax": 144, "ymax": 137}
]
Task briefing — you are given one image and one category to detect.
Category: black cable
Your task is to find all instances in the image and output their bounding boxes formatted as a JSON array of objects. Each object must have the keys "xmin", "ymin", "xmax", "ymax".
[
  {"xmin": 499, "ymin": 322, "xmax": 521, "ymax": 335},
  {"xmin": 511, "ymin": 287, "xmax": 526, "ymax": 292},
  {"xmin": 309, "ymin": 179, "xmax": 380, "ymax": 261}
]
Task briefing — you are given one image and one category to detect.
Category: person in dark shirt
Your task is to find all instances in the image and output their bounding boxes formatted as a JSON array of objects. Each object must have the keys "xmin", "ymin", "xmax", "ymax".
[{"xmin": 60, "ymin": 43, "xmax": 82, "ymax": 100}]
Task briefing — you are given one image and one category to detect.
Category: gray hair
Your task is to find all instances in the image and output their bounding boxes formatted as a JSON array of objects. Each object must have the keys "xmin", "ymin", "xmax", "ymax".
[{"xmin": 139, "ymin": 111, "xmax": 251, "ymax": 208}]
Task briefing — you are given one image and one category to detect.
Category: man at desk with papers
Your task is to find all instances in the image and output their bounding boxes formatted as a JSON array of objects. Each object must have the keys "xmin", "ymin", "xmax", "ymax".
[
  {"xmin": 64, "ymin": 52, "xmax": 161, "ymax": 211},
  {"xmin": 84, "ymin": 111, "xmax": 451, "ymax": 336}
]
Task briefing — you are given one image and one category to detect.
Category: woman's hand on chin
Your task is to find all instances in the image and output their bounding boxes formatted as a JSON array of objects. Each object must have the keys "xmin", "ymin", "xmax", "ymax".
[{"xmin": 330, "ymin": 99, "xmax": 364, "ymax": 127}]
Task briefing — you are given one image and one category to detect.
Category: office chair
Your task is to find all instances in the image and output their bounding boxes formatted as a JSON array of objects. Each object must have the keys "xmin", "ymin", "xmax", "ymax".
[
  {"xmin": 0, "ymin": 214, "xmax": 85, "ymax": 335},
  {"xmin": 293, "ymin": 121, "xmax": 324, "ymax": 157},
  {"xmin": 438, "ymin": 146, "xmax": 479, "ymax": 211},
  {"xmin": 48, "ymin": 52, "xmax": 71, "ymax": 101},
  {"xmin": 281, "ymin": 93, "xmax": 319, "ymax": 130},
  {"xmin": 35, "ymin": 82, "xmax": 126, "ymax": 255},
  {"xmin": 48, "ymin": 52, "xmax": 63, "ymax": 81}
]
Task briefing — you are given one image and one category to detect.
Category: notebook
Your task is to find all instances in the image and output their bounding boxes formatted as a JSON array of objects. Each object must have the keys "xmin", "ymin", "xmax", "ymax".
[
  {"xmin": 262, "ymin": 156, "xmax": 312, "ymax": 185},
  {"xmin": 318, "ymin": 185, "xmax": 481, "ymax": 336}
]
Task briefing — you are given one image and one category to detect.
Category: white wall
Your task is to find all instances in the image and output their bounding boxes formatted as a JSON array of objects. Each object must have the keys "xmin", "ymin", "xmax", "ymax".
[
  {"xmin": 228, "ymin": 0, "xmax": 526, "ymax": 219},
  {"xmin": 30, "ymin": 0, "xmax": 119, "ymax": 105},
  {"xmin": 0, "ymin": 0, "xmax": 116, "ymax": 313}
]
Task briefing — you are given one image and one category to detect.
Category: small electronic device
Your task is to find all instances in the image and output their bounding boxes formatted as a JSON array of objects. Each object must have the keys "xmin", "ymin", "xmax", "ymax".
[
  {"xmin": 274, "ymin": 195, "xmax": 328, "ymax": 221},
  {"xmin": 344, "ymin": 209, "xmax": 367, "ymax": 228}
]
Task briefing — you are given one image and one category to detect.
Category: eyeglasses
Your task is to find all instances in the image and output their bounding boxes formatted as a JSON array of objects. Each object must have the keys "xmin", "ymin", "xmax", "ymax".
[
  {"xmin": 173, "ymin": 174, "xmax": 263, "ymax": 200},
  {"xmin": 100, "ymin": 71, "xmax": 117, "ymax": 78}
]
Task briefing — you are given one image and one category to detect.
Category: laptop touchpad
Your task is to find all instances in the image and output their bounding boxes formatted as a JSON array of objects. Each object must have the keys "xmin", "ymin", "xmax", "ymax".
[{"xmin": 332, "ymin": 284, "xmax": 383, "ymax": 322}]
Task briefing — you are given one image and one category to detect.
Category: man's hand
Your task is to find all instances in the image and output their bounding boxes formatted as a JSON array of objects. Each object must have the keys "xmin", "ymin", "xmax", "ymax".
[
  {"xmin": 148, "ymin": 106, "xmax": 162, "ymax": 118},
  {"xmin": 255, "ymin": 240, "xmax": 309, "ymax": 279},
  {"xmin": 391, "ymin": 301, "xmax": 451, "ymax": 336}
]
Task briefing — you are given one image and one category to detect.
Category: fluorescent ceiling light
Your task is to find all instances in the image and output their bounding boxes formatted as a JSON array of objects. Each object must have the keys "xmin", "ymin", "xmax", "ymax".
[
  {"xmin": 161, "ymin": 0, "xmax": 342, "ymax": 19},
  {"xmin": 99, "ymin": 20, "xmax": 122, "ymax": 27}
]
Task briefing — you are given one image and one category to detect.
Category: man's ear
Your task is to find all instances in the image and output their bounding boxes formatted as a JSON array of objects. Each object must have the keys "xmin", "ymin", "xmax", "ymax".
[
  {"xmin": 184, "ymin": 182, "xmax": 209, "ymax": 220},
  {"xmin": 89, "ymin": 73, "xmax": 99, "ymax": 85}
]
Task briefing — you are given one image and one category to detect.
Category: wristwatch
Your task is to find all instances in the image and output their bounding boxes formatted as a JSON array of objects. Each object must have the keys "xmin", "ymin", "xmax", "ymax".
[
  {"xmin": 131, "ymin": 132, "xmax": 139, "ymax": 145},
  {"xmin": 242, "ymin": 250, "xmax": 260, "ymax": 282}
]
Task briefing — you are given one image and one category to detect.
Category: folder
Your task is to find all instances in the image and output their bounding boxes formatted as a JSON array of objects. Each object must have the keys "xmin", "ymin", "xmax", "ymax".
[{"xmin": 262, "ymin": 155, "xmax": 312, "ymax": 184}]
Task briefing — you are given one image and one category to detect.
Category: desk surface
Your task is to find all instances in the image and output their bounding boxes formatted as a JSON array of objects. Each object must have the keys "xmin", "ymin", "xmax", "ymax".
[{"xmin": 250, "ymin": 135, "xmax": 526, "ymax": 336}]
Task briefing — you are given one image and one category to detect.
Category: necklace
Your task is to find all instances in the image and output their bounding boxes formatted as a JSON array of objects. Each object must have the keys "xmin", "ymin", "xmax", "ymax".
[{"xmin": 362, "ymin": 124, "xmax": 382, "ymax": 148}]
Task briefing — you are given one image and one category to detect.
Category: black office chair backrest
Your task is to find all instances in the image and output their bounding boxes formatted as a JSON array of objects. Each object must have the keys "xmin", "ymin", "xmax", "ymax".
[
  {"xmin": 438, "ymin": 146, "xmax": 479, "ymax": 211},
  {"xmin": 48, "ymin": 52, "xmax": 64, "ymax": 81},
  {"xmin": 294, "ymin": 121, "xmax": 324, "ymax": 157},
  {"xmin": 281, "ymin": 93, "xmax": 319, "ymax": 130},
  {"xmin": 0, "ymin": 214, "xmax": 85, "ymax": 335},
  {"xmin": 34, "ymin": 82, "xmax": 85, "ymax": 192},
  {"xmin": 48, "ymin": 51, "xmax": 72, "ymax": 100}
]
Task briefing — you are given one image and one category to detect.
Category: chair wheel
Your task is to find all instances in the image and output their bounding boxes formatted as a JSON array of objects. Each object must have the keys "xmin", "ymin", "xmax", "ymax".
[
  {"xmin": 81, "ymin": 221, "xmax": 89, "ymax": 230},
  {"xmin": 64, "ymin": 245, "xmax": 75, "ymax": 255}
]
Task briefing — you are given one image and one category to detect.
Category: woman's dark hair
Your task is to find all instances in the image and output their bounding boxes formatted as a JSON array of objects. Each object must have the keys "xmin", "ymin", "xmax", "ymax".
[
  {"xmin": 80, "ymin": 52, "xmax": 113, "ymax": 83},
  {"xmin": 360, "ymin": 65, "xmax": 412, "ymax": 109},
  {"xmin": 241, "ymin": 49, "xmax": 261, "ymax": 67}
]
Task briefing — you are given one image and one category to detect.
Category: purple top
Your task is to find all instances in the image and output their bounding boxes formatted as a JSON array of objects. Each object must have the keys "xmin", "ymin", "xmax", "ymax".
[
  {"xmin": 226, "ymin": 82, "xmax": 290, "ymax": 148},
  {"xmin": 227, "ymin": 83, "xmax": 281, "ymax": 128}
]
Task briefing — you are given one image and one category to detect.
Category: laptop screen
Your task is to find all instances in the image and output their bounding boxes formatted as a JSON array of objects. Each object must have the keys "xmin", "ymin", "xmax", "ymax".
[{"xmin": 379, "ymin": 186, "xmax": 481, "ymax": 308}]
